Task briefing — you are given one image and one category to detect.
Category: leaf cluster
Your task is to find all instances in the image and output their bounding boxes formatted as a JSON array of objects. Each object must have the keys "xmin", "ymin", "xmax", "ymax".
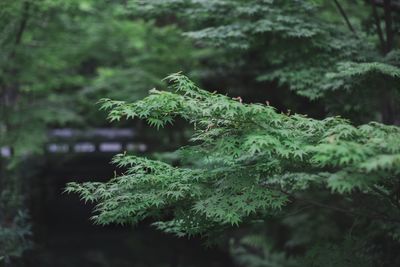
[{"xmin": 68, "ymin": 74, "xmax": 400, "ymax": 238}]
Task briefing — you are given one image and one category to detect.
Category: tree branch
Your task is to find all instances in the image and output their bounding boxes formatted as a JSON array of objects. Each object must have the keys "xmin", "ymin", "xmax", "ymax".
[
  {"xmin": 333, "ymin": 0, "xmax": 357, "ymax": 37},
  {"xmin": 373, "ymin": 0, "xmax": 400, "ymax": 12},
  {"xmin": 370, "ymin": 0, "xmax": 386, "ymax": 53},
  {"xmin": 383, "ymin": 0, "xmax": 394, "ymax": 53},
  {"xmin": 15, "ymin": 2, "xmax": 30, "ymax": 45}
]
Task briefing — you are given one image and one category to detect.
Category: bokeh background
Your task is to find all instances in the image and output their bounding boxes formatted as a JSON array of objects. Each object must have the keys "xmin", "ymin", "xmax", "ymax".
[{"xmin": 1, "ymin": 0, "xmax": 400, "ymax": 266}]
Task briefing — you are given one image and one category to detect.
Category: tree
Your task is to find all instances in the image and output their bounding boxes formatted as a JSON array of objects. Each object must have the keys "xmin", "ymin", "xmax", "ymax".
[
  {"xmin": 0, "ymin": 0, "xmax": 198, "ymax": 263},
  {"xmin": 68, "ymin": 74, "xmax": 400, "ymax": 266},
  {"xmin": 131, "ymin": 0, "xmax": 400, "ymax": 124}
]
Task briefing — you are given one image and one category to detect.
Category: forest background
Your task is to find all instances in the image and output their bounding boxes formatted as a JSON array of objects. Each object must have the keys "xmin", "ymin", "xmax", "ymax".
[{"xmin": 1, "ymin": 0, "xmax": 400, "ymax": 266}]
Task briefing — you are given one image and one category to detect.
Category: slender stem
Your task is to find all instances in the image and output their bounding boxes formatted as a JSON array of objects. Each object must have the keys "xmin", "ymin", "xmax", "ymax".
[
  {"xmin": 9, "ymin": 1, "xmax": 30, "ymax": 60},
  {"xmin": 16, "ymin": 2, "xmax": 30, "ymax": 44},
  {"xmin": 383, "ymin": 0, "xmax": 394, "ymax": 53},
  {"xmin": 370, "ymin": 0, "xmax": 386, "ymax": 53},
  {"xmin": 333, "ymin": 0, "xmax": 357, "ymax": 37}
]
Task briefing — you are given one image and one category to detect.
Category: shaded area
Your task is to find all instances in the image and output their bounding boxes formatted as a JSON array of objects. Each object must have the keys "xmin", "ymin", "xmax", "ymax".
[{"xmin": 24, "ymin": 151, "xmax": 232, "ymax": 267}]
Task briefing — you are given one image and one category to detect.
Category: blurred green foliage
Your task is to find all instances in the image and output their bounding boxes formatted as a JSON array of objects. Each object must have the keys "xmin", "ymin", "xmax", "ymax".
[
  {"xmin": 0, "ymin": 0, "xmax": 198, "ymax": 263},
  {"xmin": 68, "ymin": 0, "xmax": 400, "ymax": 264},
  {"xmin": 2, "ymin": 0, "xmax": 400, "ymax": 266},
  {"xmin": 133, "ymin": 0, "xmax": 400, "ymax": 123}
]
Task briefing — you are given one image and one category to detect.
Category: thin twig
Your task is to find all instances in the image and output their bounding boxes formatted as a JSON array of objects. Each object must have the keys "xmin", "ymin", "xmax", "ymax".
[
  {"xmin": 383, "ymin": 0, "xmax": 394, "ymax": 53},
  {"xmin": 369, "ymin": 185, "xmax": 400, "ymax": 210},
  {"xmin": 333, "ymin": 0, "xmax": 358, "ymax": 37},
  {"xmin": 370, "ymin": 0, "xmax": 386, "ymax": 53}
]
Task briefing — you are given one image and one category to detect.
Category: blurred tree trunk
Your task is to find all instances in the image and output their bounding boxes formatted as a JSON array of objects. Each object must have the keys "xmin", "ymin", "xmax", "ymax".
[{"xmin": 370, "ymin": 0, "xmax": 398, "ymax": 124}]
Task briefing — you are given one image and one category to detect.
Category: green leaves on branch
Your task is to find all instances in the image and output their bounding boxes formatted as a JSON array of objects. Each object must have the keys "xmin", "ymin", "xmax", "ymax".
[
  {"xmin": 68, "ymin": 74, "xmax": 400, "ymax": 236},
  {"xmin": 132, "ymin": 0, "xmax": 400, "ymax": 124}
]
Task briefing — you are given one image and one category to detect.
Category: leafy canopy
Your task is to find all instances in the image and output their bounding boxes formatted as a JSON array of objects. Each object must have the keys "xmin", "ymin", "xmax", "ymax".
[
  {"xmin": 0, "ymin": 0, "xmax": 198, "ymax": 261},
  {"xmin": 131, "ymin": 0, "xmax": 400, "ymax": 123},
  {"xmin": 67, "ymin": 74, "xmax": 400, "ymax": 238}
]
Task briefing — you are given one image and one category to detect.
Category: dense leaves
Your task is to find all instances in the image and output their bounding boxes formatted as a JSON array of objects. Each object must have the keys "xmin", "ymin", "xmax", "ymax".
[
  {"xmin": 68, "ymin": 75, "xmax": 400, "ymax": 263},
  {"xmin": 3, "ymin": 0, "xmax": 400, "ymax": 265},
  {"xmin": 132, "ymin": 0, "xmax": 400, "ymax": 123},
  {"xmin": 0, "ymin": 0, "xmax": 198, "ymax": 262}
]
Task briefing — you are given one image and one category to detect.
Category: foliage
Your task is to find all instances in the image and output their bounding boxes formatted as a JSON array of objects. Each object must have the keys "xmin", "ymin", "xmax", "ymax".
[
  {"xmin": 0, "ymin": 210, "xmax": 32, "ymax": 264},
  {"xmin": 130, "ymin": 0, "xmax": 400, "ymax": 123},
  {"xmin": 2, "ymin": 0, "xmax": 400, "ymax": 265},
  {"xmin": 0, "ymin": 0, "xmax": 198, "ymax": 262},
  {"xmin": 229, "ymin": 232, "xmax": 298, "ymax": 267},
  {"xmin": 68, "ymin": 74, "xmax": 400, "ymax": 265},
  {"xmin": 1, "ymin": 0, "xmax": 198, "ymax": 154}
]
